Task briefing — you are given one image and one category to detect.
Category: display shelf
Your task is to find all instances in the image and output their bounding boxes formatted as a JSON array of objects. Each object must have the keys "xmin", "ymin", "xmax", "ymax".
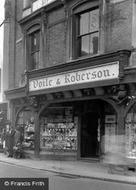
[
  {"xmin": 40, "ymin": 107, "xmax": 77, "ymax": 151},
  {"xmin": 40, "ymin": 124, "xmax": 77, "ymax": 150}
]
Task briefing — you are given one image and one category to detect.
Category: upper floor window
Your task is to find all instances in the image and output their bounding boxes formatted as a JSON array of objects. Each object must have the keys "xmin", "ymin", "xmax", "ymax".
[
  {"xmin": 23, "ymin": 0, "xmax": 31, "ymax": 9},
  {"xmin": 29, "ymin": 30, "xmax": 40, "ymax": 70},
  {"xmin": 25, "ymin": 23, "xmax": 41, "ymax": 71},
  {"xmin": 77, "ymin": 8, "xmax": 99, "ymax": 57},
  {"xmin": 22, "ymin": 0, "xmax": 57, "ymax": 18}
]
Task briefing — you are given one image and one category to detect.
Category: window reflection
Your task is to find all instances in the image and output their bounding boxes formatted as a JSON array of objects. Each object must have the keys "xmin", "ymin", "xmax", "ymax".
[
  {"xmin": 89, "ymin": 33, "xmax": 99, "ymax": 55},
  {"xmin": 31, "ymin": 52, "xmax": 40, "ymax": 70},
  {"xmin": 80, "ymin": 35, "xmax": 89, "ymax": 56},
  {"xmin": 89, "ymin": 9, "xmax": 99, "ymax": 32},
  {"xmin": 80, "ymin": 12, "xmax": 89, "ymax": 35}
]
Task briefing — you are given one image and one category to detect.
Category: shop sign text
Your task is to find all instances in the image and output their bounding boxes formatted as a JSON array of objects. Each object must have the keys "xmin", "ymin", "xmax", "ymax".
[{"xmin": 29, "ymin": 62, "xmax": 119, "ymax": 92}]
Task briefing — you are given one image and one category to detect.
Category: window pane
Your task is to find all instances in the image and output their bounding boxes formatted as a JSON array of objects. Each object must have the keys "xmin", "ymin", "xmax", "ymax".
[
  {"xmin": 89, "ymin": 32, "xmax": 99, "ymax": 55},
  {"xmin": 89, "ymin": 9, "xmax": 99, "ymax": 32},
  {"xmin": 77, "ymin": 8, "xmax": 99, "ymax": 58},
  {"xmin": 23, "ymin": 0, "xmax": 31, "ymax": 9},
  {"xmin": 31, "ymin": 51, "xmax": 40, "ymax": 70},
  {"xmin": 80, "ymin": 12, "xmax": 89, "ymax": 35},
  {"xmin": 36, "ymin": 32, "xmax": 40, "ymax": 50},
  {"xmin": 40, "ymin": 107, "xmax": 77, "ymax": 151},
  {"xmin": 31, "ymin": 34, "xmax": 36, "ymax": 52},
  {"xmin": 31, "ymin": 31, "xmax": 40, "ymax": 52},
  {"xmin": 80, "ymin": 35, "xmax": 90, "ymax": 56},
  {"xmin": 29, "ymin": 30, "xmax": 40, "ymax": 70}
]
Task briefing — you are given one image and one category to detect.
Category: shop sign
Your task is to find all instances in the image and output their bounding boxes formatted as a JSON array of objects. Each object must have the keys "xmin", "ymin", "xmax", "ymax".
[
  {"xmin": 105, "ymin": 115, "xmax": 116, "ymax": 124},
  {"xmin": 29, "ymin": 62, "xmax": 119, "ymax": 92}
]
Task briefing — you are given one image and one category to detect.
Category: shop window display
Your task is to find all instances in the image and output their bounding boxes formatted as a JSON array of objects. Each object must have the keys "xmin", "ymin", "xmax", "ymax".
[
  {"xmin": 23, "ymin": 118, "xmax": 35, "ymax": 149},
  {"xmin": 40, "ymin": 107, "xmax": 77, "ymax": 151},
  {"xmin": 16, "ymin": 110, "xmax": 35, "ymax": 150}
]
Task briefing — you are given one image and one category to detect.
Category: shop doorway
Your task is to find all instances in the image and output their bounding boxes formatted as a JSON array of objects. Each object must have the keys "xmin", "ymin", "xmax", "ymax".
[
  {"xmin": 81, "ymin": 112, "xmax": 100, "ymax": 158},
  {"xmin": 80, "ymin": 99, "xmax": 117, "ymax": 159}
]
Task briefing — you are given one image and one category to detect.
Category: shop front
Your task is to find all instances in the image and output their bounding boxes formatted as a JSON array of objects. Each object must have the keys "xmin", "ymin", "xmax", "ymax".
[
  {"xmin": 26, "ymin": 57, "xmax": 121, "ymax": 160},
  {"xmin": 13, "ymin": 92, "xmax": 136, "ymax": 165},
  {"xmin": 14, "ymin": 96, "xmax": 118, "ymax": 161},
  {"xmin": 7, "ymin": 50, "xmax": 136, "ymax": 164}
]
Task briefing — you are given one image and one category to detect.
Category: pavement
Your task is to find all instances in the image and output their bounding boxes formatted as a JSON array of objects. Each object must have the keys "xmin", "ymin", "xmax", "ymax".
[{"xmin": 0, "ymin": 153, "xmax": 136, "ymax": 185}]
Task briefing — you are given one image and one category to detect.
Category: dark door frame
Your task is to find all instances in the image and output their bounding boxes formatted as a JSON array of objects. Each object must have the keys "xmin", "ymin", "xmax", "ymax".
[{"xmin": 77, "ymin": 99, "xmax": 117, "ymax": 161}]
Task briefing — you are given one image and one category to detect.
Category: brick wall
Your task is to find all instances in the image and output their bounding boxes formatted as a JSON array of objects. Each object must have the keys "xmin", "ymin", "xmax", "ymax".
[
  {"xmin": 47, "ymin": 22, "xmax": 66, "ymax": 67},
  {"xmin": 46, "ymin": 7, "xmax": 66, "ymax": 67},
  {"xmin": 105, "ymin": 0, "xmax": 132, "ymax": 52}
]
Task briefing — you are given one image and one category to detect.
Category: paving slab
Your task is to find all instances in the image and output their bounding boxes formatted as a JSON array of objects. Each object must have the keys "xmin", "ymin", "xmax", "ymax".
[{"xmin": 0, "ymin": 153, "xmax": 136, "ymax": 185}]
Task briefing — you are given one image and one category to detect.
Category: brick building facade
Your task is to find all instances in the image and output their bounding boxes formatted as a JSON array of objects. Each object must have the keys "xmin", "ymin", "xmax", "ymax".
[{"xmin": 3, "ymin": 0, "xmax": 136, "ymax": 162}]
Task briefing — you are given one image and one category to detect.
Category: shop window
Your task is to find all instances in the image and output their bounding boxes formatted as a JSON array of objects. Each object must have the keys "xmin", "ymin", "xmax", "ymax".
[
  {"xmin": 16, "ymin": 109, "xmax": 35, "ymax": 150},
  {"xmin": 73, "ymin": 6, "xmax": 99, "ymax": 58},
  {"xmin": 125, "ymin": 104, "xmax": 136, "ymax": 159},
  {"xmin": 40, "ymin": 107, "xmax": 77, "ymax": 151},
  {"xmin": 26, "ymin": 27, "xmax": 41, "ymax": 71}
]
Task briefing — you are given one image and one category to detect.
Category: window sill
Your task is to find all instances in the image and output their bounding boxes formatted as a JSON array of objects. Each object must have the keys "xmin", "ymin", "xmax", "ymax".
[{"xmin": 68, "ymin": 53, "xmax": 101, "ymax": 63}]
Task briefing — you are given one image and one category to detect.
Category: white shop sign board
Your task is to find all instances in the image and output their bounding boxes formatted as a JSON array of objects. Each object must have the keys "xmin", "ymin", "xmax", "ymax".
[{"xmin": 29, "ymin": 62, "xmax": 119, "ymax": 92}]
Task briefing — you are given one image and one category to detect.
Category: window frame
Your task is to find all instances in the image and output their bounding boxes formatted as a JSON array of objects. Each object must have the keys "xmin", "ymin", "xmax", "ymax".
[
  {"xmin": 72, "ymin": 1, "xmax": 100, "ymax": 59},
  {"xmin": 26, "ymin": 24, "xmax": 41, "ymax": 71},
  {"xmin": 77, "ymin": 8, "xmax": 99, "ymax": 57},
  {"xmin": 29, "ymin": 30, "xmax": 40, "ymax": 70}
]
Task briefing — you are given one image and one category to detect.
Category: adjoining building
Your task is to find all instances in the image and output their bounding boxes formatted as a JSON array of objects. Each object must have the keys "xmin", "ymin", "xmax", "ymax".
[
  {"xmin": 0, "ymin": 66, "xmax": 8, "ymax": 150},
  {"xmin": 3, "ymin": 0, "xmax": 136, "ymax": 163},
  {"xmin": 0, "ymin": 102, "xmax": 8, "ymax": 150}
]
